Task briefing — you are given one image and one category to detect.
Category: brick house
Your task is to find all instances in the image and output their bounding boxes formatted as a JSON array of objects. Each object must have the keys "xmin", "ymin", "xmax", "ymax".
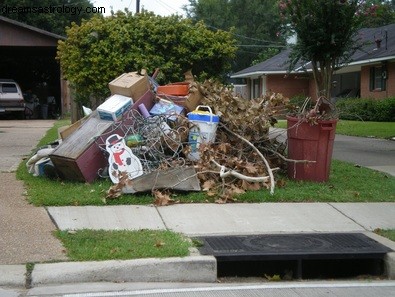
[{"xmin": 231, "ymin": 23, "xmax": 395, "ymax": 101}]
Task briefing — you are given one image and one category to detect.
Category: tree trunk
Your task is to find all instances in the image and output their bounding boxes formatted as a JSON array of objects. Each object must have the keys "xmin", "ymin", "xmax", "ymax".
[{"xmin": 311, "ymin": 59, "xmax": 334, "ymax": 116}]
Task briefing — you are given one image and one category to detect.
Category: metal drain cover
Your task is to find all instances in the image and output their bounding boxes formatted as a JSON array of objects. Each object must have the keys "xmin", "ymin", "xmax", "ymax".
[{"xmin": 197, "ymin": 233, "xmax": 392, "ymax": 261}]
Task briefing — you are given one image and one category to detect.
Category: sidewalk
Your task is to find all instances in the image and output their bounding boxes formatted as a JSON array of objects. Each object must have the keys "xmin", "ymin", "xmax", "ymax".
[
  {"xmin": 1, "ymin": 202, "xmax": 394, "ymax": 288},
  {"xmin": 48, "ymin": 203, "xmax": 395, "ymax": 236}
]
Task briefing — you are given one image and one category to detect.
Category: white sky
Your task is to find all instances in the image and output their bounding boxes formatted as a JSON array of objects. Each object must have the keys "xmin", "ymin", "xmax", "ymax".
[{"xmin": 92, "ymin": 0, "xmax": 190, "ymax": 16}]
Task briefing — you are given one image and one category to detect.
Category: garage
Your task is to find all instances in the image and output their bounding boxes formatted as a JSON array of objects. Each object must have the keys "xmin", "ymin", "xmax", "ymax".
[{"xmin": 0, "ymin": 16, "xmax": 70, "ymax": 119}]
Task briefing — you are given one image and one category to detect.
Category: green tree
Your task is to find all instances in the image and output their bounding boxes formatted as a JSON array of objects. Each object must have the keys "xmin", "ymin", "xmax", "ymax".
[
  {"xmin": 0, "ymin": 0, "xmax": 96, "ymax": 35},
  {"xmin": 279, "ymin": 0, "xmax": 373, "ymax": 105},
  {"xmin": 361, "ymin": 0, "xmax": 395, "ymax": 27},
  {"xmin": 57, "ymin": 11, "xmax": 237, "ymax": 106},
  {"xmin": 184, "ymin": 0, "xmax": 286, "ymax": 72}
]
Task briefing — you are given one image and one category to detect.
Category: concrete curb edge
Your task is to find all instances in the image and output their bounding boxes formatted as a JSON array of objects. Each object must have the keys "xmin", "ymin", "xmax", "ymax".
[{"xmin": 31, "ymin": 256, "xmax": 217, "ymax": 287}]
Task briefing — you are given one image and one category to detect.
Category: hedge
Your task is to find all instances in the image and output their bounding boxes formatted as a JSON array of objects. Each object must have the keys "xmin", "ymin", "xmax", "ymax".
[{"xmin": 335, "ymin": 97, "xmax": 395, "ymax": 122}]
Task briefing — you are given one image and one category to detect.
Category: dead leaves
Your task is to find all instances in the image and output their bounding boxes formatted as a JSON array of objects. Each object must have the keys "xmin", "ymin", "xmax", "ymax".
[
  {"xmin": 201, "ymin": 80, "xmax": 289, "ymax": 142},
  {"xmin": 194, "ymin": 141, "xmax": 272, "ymax": 202},
  {"xmin": 104, "ymin": 172, "xmax": 131, "ymax": 203},
  {"xmin": 152, "ymin": 189, "xmax": 179, "ymax": 206}
]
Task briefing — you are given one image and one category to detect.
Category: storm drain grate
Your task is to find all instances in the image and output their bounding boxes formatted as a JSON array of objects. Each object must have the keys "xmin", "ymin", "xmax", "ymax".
[{"xmin": 197, "ymin": 233, "xmax": 393, "ymax": 279}]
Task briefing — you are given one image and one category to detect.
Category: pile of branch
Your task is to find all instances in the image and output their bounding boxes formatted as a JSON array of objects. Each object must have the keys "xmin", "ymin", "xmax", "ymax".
[{"xmin": 190, "ymin": 80, "xmax": 289, "ymax": 202}]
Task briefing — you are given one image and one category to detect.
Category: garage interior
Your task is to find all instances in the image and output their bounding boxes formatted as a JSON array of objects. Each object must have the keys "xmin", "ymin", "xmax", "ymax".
[{"xmin": 0, "ymin": 16, "xmax": 69, "ymax": 118}]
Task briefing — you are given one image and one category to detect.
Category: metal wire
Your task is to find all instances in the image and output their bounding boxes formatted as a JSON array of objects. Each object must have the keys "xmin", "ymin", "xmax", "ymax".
[{"xmin": 94, "ymin": 108, "xmax": 190, "ymax": 178}]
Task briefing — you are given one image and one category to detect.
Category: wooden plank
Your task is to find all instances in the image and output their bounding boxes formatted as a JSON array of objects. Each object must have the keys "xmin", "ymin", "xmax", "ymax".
[
  {"xmin": 50, "ymin": 110, "xmax": 112, "ymax": 159},
  {"xmin": 122, "ymin": 167, "xmax": 201, "ymax": 193}
]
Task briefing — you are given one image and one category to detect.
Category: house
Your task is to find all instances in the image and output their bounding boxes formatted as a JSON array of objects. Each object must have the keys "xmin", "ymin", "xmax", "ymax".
[
  {"xmin": 231, "ymin": 23, "xmax": 395, "ymax": 101},
  {"xmin": 0, "ymin": 16, "xmax": 70, "ymax": 116}
]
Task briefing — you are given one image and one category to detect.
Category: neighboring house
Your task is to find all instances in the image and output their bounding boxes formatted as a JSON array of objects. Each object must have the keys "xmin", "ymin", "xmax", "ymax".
[{"xmin": 231, "ymin": 23, "xmax": 395, "ymax": 101}]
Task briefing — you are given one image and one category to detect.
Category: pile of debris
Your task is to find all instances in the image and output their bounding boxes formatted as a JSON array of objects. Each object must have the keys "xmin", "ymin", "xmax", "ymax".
[{"xmin": 27, "ymin": 70, "xmax": 290, "ymax": 204}]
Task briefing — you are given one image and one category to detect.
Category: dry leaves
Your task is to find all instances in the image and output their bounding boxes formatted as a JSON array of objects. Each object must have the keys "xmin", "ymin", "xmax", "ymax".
[{"xmin": 152, "ymin": 189, "xmax": 178, "ymax": 206}]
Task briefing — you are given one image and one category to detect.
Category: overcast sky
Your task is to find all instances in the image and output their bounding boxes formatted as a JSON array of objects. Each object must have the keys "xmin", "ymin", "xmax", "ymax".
[{"xmin": 93, "ymin": 0, "xmax": 190, "ymax": 16}]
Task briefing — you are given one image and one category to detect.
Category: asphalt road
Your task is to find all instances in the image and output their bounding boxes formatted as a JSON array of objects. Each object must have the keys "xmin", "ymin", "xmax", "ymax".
[
  {"xmin": 333, "ymin": 134, "xmax": 395, "ymax": 176},
  {"xmin": 3, "ymin": 280, "xmax": 395, "ymax": 297}
]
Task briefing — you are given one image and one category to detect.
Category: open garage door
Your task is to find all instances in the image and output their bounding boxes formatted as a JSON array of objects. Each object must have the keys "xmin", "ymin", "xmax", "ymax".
[{"xmin": 0, "ymin": 16, "xmax": 67, "ymax": 119}]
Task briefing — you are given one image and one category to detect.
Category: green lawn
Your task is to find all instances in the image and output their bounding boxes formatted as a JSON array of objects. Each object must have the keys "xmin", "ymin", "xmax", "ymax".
[{"xmin": 16, "ymin": 118, "xmax": 395, "ymax": 206}]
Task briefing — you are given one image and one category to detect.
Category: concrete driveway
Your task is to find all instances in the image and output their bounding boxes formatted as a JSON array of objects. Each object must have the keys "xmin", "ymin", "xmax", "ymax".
[{"xmin": 0, "ymin": 119, "xmax": 55, "ymax": 172}]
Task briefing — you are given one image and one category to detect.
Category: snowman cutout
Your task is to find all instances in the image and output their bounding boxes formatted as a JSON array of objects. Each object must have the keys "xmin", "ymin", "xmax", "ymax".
[{"xmin": 106, "ymin": 134, "xmax": 143, "ymax": 184}]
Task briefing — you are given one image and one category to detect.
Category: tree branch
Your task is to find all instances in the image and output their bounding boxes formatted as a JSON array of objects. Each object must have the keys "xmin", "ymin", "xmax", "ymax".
[{"xmin": 219, "ymin": 123, "xmax": 276, "ymax": 195}]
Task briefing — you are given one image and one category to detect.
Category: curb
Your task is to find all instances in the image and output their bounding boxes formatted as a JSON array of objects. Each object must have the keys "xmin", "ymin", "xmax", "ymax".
[
  {"xmin": 31, "ymin": 256, "xmax": 217, "ymax": 287},
  {"xmin": 364, "ymin": 232, "xmax": 395, "ymax": 279},
  {"xmin": 0, "ymin": 265, "xmax": 26, "ymax": 287}
]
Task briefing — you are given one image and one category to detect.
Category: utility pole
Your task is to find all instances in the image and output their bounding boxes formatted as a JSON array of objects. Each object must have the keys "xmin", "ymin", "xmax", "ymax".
[{"xmin": 136, "ymin": 0, "xmax": 140, "ymax": 13}]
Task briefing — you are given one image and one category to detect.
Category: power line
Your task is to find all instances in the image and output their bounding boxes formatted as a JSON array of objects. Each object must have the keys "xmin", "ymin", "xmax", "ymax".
[
  {"xmin": 155, "ymin": 0, "xmax": 183, "ymax": 15},
  {"xmin": 205, "ymin": 24, "xmax": 286, "ymax": 46}
]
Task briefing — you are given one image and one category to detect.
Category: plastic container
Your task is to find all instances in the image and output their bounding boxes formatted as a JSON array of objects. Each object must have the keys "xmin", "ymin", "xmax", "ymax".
[
  {"xmin": 187, "ymin": 106, "xmax": 219, "ymax": 160},
  {"xmin": 157, "ymin": 82, "xmax": 189, "ymax": 96},
  {"xmin": 286, "ymin": 116, "xmax": 337, "ymax": 182}
]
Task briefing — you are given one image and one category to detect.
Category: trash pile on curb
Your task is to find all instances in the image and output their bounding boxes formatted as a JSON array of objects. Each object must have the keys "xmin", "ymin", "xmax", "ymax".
[{"xmin": 27, "ymin": 70, "xmax": 290, "ymax": 204}]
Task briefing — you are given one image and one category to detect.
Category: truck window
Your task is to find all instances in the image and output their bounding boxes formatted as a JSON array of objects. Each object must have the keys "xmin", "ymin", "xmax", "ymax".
[{"xmin": 2, "ymin": 84, "xmax": 18, "ymax": 93}]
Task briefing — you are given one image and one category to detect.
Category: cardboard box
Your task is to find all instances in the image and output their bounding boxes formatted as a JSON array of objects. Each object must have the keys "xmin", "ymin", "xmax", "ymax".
[
  {"xmin": 109, "ymin": 72, "xmax": 150, "ymax": 101},
  {"xmin": 97, "ymin": 94, "xmax": 133, "ymax": 121}
]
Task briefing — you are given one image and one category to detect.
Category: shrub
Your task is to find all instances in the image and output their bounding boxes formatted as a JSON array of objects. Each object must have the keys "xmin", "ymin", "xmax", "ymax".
[
  {"xmin": 336, "ymin": 97, "xmax": 395, "ymax": 122},
  {"xmin": 57, "ymin": 12, "xmax": 237, "ymax": 105}
]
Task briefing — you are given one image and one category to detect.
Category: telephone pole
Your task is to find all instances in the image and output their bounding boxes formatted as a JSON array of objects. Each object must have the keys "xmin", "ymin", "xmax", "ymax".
[{"xmin": 136, "ymin": 0, "xmax": 140, "ymax": 13}]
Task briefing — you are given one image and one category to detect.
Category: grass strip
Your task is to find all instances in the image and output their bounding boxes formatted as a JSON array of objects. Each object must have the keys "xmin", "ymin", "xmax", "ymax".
[
  {"xmin": 375, "ymin": 229, "xmax": 395, "ymax": 242},
  {"xmin": 55, "ymin": 229, "xmax": 192, "ymax": 261}
]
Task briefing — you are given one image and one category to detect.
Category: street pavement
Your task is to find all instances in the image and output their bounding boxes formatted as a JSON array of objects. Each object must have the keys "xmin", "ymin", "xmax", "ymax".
[
  {"xmin": 3, "ymin": 280, "xmax": 395, "ymax": 297},
  {"xmin": 0, "ymin": 119, "xmax": 394, "ymax": 293}
]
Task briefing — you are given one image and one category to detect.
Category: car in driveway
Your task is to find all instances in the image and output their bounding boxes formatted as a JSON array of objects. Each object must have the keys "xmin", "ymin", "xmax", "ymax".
[{"xmin": 0, "ymin": 79, "xmax": 25, "ymax": 117}]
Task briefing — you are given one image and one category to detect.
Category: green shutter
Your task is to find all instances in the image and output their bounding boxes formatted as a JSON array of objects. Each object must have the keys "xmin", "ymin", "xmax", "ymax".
[{"xmin": 369, "ymin": 67, "xmax": 375, "ymax": 91}]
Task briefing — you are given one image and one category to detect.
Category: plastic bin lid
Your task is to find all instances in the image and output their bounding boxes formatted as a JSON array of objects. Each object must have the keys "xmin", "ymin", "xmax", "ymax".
[{"xmin": 188, "ymin": 112, "xmax": 219, "ymax": 123}]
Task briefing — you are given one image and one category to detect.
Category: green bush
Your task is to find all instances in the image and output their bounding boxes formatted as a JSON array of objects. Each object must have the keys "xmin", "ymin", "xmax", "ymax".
[
  {"xmin": 57, "ymin": 12, "xmax": 237, "ymax": 105},
  {"xmin": 336, "ymin": 97, "xmax": 395, "ymax": 122}
]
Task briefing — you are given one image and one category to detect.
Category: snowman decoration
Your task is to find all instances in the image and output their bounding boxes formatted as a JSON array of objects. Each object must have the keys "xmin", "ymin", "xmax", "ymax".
[{"xmin": 106, "ymin": 134, "xmax": 143, "ymax": 184}]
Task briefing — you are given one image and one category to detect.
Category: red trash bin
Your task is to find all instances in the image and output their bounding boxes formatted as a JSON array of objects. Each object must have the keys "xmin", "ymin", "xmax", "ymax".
[{"xmin": 286, "ymin": 116, "xmax": 337, "ymax": 182}]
